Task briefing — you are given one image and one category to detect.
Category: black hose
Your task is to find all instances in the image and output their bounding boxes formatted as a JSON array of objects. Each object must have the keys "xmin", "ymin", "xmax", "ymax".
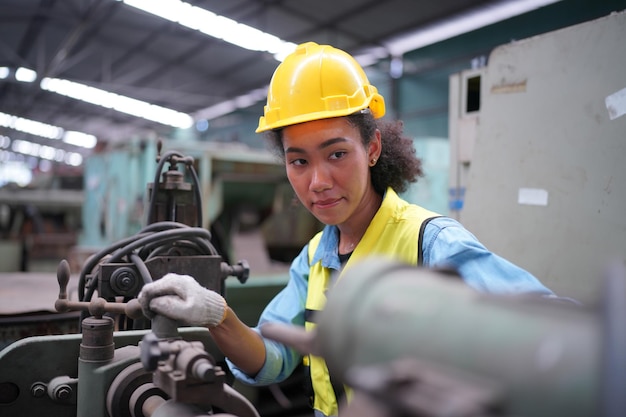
[
  {"xmin": 78, "ymin": 232, "xmax": 152, "ymax": 301},
  {"xmin": 129, "ymin": 252, "xmax": 152, "ymax": 285},
  {"xmin": 108, "ymin": 228, "xmax": 215, "ymax": 263},
  {"xmin": 79, "ymin": 226, "xmax": 218, "ymax": 300},
  {"xmin": 188, "ymin": 162, "xmax": 203, "ymax": 227},
  {"xmin": 146, "ymin": 150, "xmax": 184, "ymax": 224},
  {"xmin": 145, "ymin": 152, "xmax": 203, "ymax": 227}
]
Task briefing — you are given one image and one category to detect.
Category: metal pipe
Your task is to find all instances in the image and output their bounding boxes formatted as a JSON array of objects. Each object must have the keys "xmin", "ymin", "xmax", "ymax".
[{"xmin": 315, "ymin": 258, "xmax": 601, "ymax": 417}]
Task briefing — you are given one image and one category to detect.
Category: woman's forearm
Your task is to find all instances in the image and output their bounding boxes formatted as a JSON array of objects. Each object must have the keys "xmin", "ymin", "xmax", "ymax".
[{"xmin": 209, "ymin": 307, "xmax": 266, "ymax": 376}]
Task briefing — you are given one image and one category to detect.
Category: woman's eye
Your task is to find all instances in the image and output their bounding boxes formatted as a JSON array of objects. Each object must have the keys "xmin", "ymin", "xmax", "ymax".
[
  {"xmin": 330, "ymin": 151, "xmax": 346, "ymax": 160},
  {"xmin": 290, "ymin": 158, "xmax": 307, "ymax": 166}
]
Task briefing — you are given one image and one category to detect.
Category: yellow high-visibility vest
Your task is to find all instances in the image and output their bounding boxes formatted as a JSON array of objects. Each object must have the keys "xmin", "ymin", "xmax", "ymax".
[{"xmin": 304, "ymin": 188, "xmax": 440, "ymax": 416}]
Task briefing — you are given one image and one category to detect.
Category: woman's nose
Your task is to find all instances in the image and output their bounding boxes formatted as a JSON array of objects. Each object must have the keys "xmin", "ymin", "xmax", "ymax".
[{"xmin": 309, "ymin": 164, "xmax": 332, "ymax": 192}]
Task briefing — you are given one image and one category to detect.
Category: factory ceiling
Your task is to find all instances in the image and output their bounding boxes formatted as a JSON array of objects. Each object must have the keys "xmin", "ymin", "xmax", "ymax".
[{"xmin": 0, "ymin": 0, "xmax": 556, "ymax": 162}]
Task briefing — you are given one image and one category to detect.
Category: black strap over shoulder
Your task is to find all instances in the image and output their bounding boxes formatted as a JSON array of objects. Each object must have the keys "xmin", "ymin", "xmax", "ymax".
[{"xmin": 418, "ymin": 216, "xmax": 443, "ymax": 266}]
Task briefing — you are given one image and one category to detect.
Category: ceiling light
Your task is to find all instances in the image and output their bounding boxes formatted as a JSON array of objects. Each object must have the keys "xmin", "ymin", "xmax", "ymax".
[
  {"xmin": 196, "ymin": 0, "xmax": 563, "ymax": 123},
  {"xmin": 40, "ymin": 77, "xmax": 194, "ymax": 129},
  {"xmin": 118, "ymin": 0, "xmax": 296, "ymax": 61},
  {"xmin": 0, "ymin": 66, "xmax": 194, "ymax": 129},
  {"xmin": 15, "ymin": 67, "xmax": 37, "ymax": 83},
  {"xmin": 0, "ymin": 112, "xmax": 62, "ymax": 139},
  {"xmin": 0, "ymin": 111, "xmax": 96, "ymax": 149},
  {"xmin": 193, "ymin": 87, "xmax": 268, "ymax": 121},
  {"xmin": 0, "ymin": 160, "xmax": 33, "ymax": 187},
  {"xmin": 0, "ymin": 132, "xmax": 84, "ymax": 168},
  {"xmin": 383, "ymin": 0, "xmax": 563, "ymax": 56},
  {"xmin": 63, "ymin": 131, "xmax": 98, "ymax": 149},
  {"xmin": 11, "ymin": 139, "xmax": 83, "ymax": 166}
]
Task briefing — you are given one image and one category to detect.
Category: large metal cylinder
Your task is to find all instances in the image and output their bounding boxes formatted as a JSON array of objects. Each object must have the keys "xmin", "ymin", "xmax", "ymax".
[{"xmin": 316, "ymin": 258, "xmax": 601, "ymax": 417}]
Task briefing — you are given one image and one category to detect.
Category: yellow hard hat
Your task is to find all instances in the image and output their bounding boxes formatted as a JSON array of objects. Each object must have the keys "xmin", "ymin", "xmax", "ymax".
[{"xmin": 256, "ymin": 42, "xmax": 385, "ymax": 133}]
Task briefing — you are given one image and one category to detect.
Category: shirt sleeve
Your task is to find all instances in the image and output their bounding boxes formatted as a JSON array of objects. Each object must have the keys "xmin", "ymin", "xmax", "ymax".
[
  {"xmin": 227, "ymin": 244, "xmax": 310, "ymax": 385},
  {"xmin": 421, "ymin": 217, "xmax": 554, "ymax": 295}
]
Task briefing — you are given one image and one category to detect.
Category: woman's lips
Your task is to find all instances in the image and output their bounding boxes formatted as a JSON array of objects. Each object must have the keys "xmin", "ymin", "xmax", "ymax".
[{"xmin": 313, "ymin": 198, "xmax": 341, "ymax": 209}]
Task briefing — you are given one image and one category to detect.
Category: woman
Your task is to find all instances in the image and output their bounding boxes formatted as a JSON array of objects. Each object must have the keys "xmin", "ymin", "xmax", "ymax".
[{"xmin": 138, "ymin": 42, "xmax": 553, "ymax": 417}]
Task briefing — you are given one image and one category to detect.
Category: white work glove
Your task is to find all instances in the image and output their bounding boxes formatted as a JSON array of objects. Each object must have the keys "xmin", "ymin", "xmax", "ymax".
[{"xmin": 137, "ymin": 273, "xmax": 227, "ymax": 327}]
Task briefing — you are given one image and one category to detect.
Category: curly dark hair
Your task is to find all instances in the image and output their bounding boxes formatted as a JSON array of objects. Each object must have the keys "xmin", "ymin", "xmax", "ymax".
[{"xmin": 263, "ymin": 111, "xmax": 423, "ymax": 195}]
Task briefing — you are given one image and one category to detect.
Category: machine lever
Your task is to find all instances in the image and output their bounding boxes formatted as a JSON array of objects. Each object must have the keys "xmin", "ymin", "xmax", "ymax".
[{"xmin": 55, "ymin": 259, "xmax": 145, "ymax": 319}]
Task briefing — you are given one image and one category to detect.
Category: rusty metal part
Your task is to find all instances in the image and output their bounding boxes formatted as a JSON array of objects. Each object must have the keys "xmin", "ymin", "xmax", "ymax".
[
  {"xmin": 0, "ymin": 327, "xmax": 219, "ymax": 417},
  {"xmin": 142, "ymin": 334, "xmax": 260, "ymax": 417},
  {"xmin": 107, "ymin": 362, "xmax": 168, "ymax": 417},
  {"xmin": 140, "ymin": 394, "xmax": 167, "ymax": 417},
  {"xmin": 79, "ymin": 315, "xmax": 115, "ymax": 362},
  {"xmin": 129, "ymin": 382, "xmax": 167, "ymax": 417},
  {"xmin": 148, "ymin": 399, "xmax": 224, "ymax": 417}
]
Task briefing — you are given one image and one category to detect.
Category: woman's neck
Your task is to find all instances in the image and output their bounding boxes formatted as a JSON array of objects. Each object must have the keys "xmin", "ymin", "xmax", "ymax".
[{"xmin": 337, "ymin": 189, "xmax": 382, "ymax": 254}]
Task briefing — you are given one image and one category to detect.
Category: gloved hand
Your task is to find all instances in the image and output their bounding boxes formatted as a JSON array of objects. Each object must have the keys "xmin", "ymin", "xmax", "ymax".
[{"xmin": 137, "ymin": 273, "xmax": 227, "ymax": 327}]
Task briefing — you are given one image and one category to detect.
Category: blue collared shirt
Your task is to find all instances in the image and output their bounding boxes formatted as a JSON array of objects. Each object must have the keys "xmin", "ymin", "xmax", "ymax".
[{"xmin": 227, "ymin": 215, "xmax": 554, "ymax": 385}]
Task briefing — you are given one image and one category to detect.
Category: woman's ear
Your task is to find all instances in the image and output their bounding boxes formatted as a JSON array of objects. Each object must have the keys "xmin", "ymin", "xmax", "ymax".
[{"xmin": 368, "ymin": 129, "xmax": 382, "ymax": 162}]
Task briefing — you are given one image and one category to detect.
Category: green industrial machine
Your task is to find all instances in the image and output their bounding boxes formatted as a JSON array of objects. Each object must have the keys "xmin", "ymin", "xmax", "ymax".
[
  {"xmin": 0, "ymin": 145, "xmax": 304, "ymax": 417},
  {"xmin": 261, "ymin": 257, "xmax": 625, "ymax": 417}
]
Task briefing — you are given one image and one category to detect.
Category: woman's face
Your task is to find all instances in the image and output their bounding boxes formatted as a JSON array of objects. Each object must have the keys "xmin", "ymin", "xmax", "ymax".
[{"xmin": 282, "ymin": 117, "xmax": 380, "ymax": 226}]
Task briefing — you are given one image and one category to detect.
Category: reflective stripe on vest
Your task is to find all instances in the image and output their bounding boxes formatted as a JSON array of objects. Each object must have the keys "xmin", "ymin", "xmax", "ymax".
[{"xmin": 303, "ymin": 188, "xmax": 441, "ymax": 416}]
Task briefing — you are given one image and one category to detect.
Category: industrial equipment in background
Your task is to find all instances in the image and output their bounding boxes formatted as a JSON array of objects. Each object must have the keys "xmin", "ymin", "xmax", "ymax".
[
  {"xmin": 76, "ymin": 137, "xmax": 321, "ymax": 277},
  {"xmin": 0, "ymin": 144, "xmax": 304, "ymax": 417},
  {"xmin": 0, "ymin": 165, "xmax": 83, "ymax": 273},
  {"xmin": 73, "ymin": 143, "xmax": 251, "ymax": 328},
  {"xmin": 0, "ymin": 135, "xmax": 322, "ymax": 275}
]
